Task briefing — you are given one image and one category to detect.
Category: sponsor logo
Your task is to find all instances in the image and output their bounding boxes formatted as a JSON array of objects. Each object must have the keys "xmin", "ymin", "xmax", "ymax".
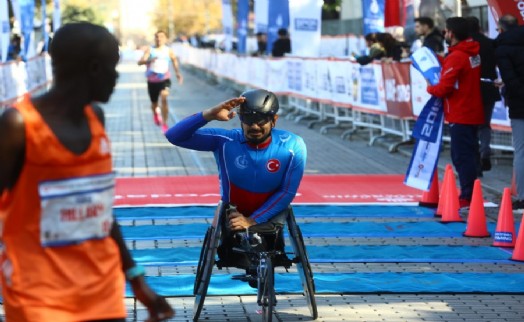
[
  {"xmin": 515, "ymin": 0, "xmax": 524, "ymax": 20},
  {"xmin": 294, "ymin": 18, "xmax": 318, "ymax": 31},
  {"xmin": 470, "ymin": 55, "xmax": 480, "ymax": 68},
  {"xmin": 266, "ymin": 159, "xmax": 280, "ymax": 173}
]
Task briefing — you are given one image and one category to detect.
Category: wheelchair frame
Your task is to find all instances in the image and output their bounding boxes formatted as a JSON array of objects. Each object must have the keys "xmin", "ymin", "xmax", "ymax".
[{"xmin": 192, "ymin": 202, "xmax": 318, "ymax": 322}]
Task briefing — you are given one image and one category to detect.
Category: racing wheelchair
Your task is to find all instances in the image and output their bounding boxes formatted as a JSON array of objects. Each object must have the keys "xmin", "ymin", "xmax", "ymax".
[{"xmin": 193, "ymin": 202, "xmax": 317, "ymax": 322}]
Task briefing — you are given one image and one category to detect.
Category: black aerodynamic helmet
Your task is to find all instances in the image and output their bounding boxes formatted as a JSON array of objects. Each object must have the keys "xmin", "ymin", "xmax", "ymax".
[{"xmin": 239, "ymin": 89, "xmax": 279, "ymax": 116}]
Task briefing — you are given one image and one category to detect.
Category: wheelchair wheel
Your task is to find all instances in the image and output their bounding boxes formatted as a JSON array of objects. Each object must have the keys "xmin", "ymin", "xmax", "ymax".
[
  {"xmin": 193, "ymin": 208, "xmax": 224, "ymax": 321},
  {"xmin": 193, "ymin": 227, "xmax": 212, "ymax": 295},
  {"xmin": 258, "ymin": 257, "xmax": 275, "ymax": 322},
  {"xmin": 287, "ymin": 211, "xmax": 318, "ymax": 320}
]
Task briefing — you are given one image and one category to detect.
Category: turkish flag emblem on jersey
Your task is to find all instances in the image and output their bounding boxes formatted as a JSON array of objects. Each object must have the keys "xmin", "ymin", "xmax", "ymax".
[{"xmin": 266, "ymin": 159, "xmax": 281, "ymax": 173}]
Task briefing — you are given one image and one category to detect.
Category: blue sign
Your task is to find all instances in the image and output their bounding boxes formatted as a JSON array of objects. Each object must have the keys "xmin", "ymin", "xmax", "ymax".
[
  {"xmin": 360, "ymin": 66, "xmax": 379, "ymax": 105},
  {"xmin": 267, "ymin": 0, "xmax": 289, "ymax": 55},
  {"xmin": 236, "ymin": 0, "xmax": 249, "ymax": 54},
  {"xmin": 362, "ymin": 0, "xmax": 385, "ymax": 35}
]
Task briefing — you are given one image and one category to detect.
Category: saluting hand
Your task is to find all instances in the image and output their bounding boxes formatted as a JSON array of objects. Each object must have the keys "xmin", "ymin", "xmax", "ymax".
[{"xmin": 203, "ymin": 97, "xmax": 245, "ymax": 122}]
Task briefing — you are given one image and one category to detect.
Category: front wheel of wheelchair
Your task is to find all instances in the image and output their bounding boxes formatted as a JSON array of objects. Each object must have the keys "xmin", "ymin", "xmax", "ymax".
[
  {"xmin": 193, "ymin": 225, "xmax": 221, "ymax": 322},
  {"xmin": 258, "ymin": 257, "xmax": 275, "ymax": 322},
  {"xmin": 287, "ymin": 213, "xmax": 318, "ymax": 320}
]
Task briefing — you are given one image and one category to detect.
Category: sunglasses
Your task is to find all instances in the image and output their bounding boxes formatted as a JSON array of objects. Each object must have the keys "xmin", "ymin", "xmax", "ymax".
[{"xmin": 239, "ymin": 112, "xmax": 272, "ymax": 126}]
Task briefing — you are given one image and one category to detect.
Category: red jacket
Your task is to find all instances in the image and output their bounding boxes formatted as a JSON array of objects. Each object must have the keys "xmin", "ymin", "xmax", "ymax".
[{"xmin": 427, "ymin": 39, "xmax": 484, "ymax": 125}]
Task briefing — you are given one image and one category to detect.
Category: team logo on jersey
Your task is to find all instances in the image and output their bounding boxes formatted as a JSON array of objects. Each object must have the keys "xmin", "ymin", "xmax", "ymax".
[
  {"xmin": 235, "ymin": 155, "xmax": 249, "ymax": 169},
  {"xmin": 266, "ymin": 159, "xmax": 280, "ymax": 173},
  {"xmin": 279, "ymin": 133, "xmax": 291, "ymax": 142}
]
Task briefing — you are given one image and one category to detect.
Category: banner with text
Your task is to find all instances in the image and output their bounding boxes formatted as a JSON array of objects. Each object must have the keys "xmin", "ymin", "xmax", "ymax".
[
  {"xmin": 362, "ymin": 0, "xmax": 385, "ymax": 35},
  {"xmin": 289, "ymin": 0, "xmax": 322, "ymax": 57}
]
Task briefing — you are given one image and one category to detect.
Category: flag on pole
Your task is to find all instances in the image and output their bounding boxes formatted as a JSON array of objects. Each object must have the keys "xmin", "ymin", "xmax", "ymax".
[
  {"xmin": 362, "ymin": 0, "xmax": 385, "ymax": 35},
  {"xmin": 221, "ymin": 0, "xmax": 233, "ymax": 52},
  {"xmin": 236, "ymin": 0, "xmax": 249, "ymax": 54},
  {"xmin": 53, "ymin": 0, "xmax": 61, "ymax": 32},
  {"xmin": 267, "ymin": 0, "xmax": 289, "ymax": 55}
]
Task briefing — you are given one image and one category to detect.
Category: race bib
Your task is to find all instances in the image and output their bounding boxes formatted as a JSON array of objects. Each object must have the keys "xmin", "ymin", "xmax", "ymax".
[{"xmin": 38, "ymin": 173, "xmax": 115, "ymax": 247}]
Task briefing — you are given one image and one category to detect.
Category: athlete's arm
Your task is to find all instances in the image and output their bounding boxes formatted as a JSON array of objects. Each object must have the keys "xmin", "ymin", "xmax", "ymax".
[
  {"xmin": 169, "ymin": 48, "xmax": 183, "ymax": 84},
  {"xmin": 0, "ymin": 108, "xmax": 25, "ymax": 194},
  {"xmin": 137, "ymin": 47, "xmax": 152, "ymax": 66},
  {"xmin": 251, "ymin": 136, "xmax": 307, "ymax": 223},
  {"xmin": 165, "ymin": 97, "xmax": 244, "ymax": 151}
]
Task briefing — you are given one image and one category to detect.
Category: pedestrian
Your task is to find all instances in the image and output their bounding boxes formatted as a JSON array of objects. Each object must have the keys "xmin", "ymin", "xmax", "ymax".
[
  {"xmin": 466, "ymin": 16, "xmax": 501, "ymax": 174},
  {"xmin": 138, "ymin": 30, "xmax": 183, "ymax": 133},
  {"xmin": 494, "ymin": 14, "xmax": 524, "ymax": 211},
  {"xmin": 271, "ymin": 28, "xmax": 291, "ymax": 57},
  {"xmin": 0, "ymin": 22, "xmax": 174, "ymax": 321},
  {"xmin": 426, "ymin": 17, "xmax": 484, "ymax": 208}
]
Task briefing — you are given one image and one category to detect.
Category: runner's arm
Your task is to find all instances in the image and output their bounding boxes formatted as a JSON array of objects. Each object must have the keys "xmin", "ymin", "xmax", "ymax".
[
  {"xmin": 0, "ymin": 108, "xmax": 25, "ymax": 194},
  {"xmin": 137, "ymin": 47, "xmax": 151, "ymax": 66},
  {"xmin": 169, "ymin": 48, "xmax": 183, "ymax": 84}
]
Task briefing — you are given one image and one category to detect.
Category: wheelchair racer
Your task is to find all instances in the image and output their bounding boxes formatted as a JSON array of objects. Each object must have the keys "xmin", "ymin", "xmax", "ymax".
[{"xmin": 165, "ymin": 89, "xmax": 307, "ymax": 284}]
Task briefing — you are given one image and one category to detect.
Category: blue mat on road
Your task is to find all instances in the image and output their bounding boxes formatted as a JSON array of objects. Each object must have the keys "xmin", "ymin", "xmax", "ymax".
[
  {"xmin": 115, "ymin": 205, "xmax": 435, "ymax": 220},
  {"xmin": 131, "ymin": 245, "xmax": 516, "ymax": 265},
  {"xmin": 125, "ymin": 272, "xmax": 524, "ymax": 297},
  {"xmin": 121, "ymin": 221, "xmax": 520, "ymax": 240}
]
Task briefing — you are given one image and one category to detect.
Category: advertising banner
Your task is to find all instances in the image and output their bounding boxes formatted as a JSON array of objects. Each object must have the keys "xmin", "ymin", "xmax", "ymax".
[
  {"xmin": 236, "ymin": 0, "xmax": 249, "ymax": 54},
  {"xmin": 327, "ymin": 60, "xmax": 352, "ymax": 106},
  {"xmin": 353, "ymin": 63, "xmax": 387, "ymax": 112},
  {"xmin": 362, "ymin": 0, "xmax": 385, "ymax": 35},
  {"xmin": 288, "ymin": 0, "xmax": 322, "ymax": 57},
  {"xmin": 221, "ymin": 0, "xmax": 233, "ymax": 52},
  {"xmin": 254, "ymin": 0, "xmax": 269, "ymax": 33},
  {"xmin": 381, "ymin": 62, "xmax": 413, "ymax": 118},
  {"xmin": 1, "ymin": 0, "xmax": 9, "ymax": 62},
  {"xmin": 267, "ymin": 0, "xmax": 289, "ymax": 55},
  {"xmin": 487, "ymin": 0, "xmax": 524, "ymax": 25}
]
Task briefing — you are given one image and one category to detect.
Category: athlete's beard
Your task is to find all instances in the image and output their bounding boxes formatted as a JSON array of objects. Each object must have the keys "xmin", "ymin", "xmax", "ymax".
[{"xmin": 246, "ymin": 131, "xmax": 271, "ymax": 145}]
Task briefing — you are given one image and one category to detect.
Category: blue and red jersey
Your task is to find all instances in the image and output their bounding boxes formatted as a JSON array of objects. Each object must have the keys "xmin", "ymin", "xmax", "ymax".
[{"xmin": 165, "ymin": 112, "xmax": 307, "ymax": 223}]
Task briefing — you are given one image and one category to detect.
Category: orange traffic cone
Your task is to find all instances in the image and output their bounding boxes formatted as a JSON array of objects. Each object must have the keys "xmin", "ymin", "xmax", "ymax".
[
  {"xmin": 419, "ymin": 168, "xmax": 439, "ymax": 208},
  {"xmin": 511, "ymin": 217, "xmax": 524, "ymax": 261},
  {"xmin": 463, "ymin": 179, "xmax": 490, "ymax": 237},
  {"xmin": 493, "ymin": 188, "xmax": 516, "ymax": 247},
  {"xmin": 441, "ymin": 167, "xmax": 462, "ymax": 222},
  {"xmin": 436, "ymin": 164, "xmax": 453, "ymax": 217}
]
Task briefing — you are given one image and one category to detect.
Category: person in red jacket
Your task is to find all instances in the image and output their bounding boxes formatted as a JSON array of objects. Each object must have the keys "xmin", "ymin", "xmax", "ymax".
[{"xmin": 427, "ymin": 17, "xmax": 484, "ymax": 208}]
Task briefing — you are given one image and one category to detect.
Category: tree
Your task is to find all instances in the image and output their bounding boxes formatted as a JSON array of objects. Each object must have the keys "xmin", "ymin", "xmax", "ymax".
[{"xmin": 153, "ymin": 0, "xmax": 224, "ymax": 38}]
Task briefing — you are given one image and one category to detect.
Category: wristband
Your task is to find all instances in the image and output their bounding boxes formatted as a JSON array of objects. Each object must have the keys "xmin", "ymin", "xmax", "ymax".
[{"xmin": 125, "ymin": 265, "xmax": 145, "ymax": 281}]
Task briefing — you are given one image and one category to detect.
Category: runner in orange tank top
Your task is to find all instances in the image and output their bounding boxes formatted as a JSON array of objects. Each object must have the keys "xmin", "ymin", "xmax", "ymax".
[{"xmin": 0, "ymin": 23, "xmax": 174, "ymax": 322}]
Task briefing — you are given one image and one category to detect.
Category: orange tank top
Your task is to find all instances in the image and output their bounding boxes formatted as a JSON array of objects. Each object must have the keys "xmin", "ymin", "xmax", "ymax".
[{"xmin": 0, "ymin": 96, "xmax": 126, "ymax": 321}]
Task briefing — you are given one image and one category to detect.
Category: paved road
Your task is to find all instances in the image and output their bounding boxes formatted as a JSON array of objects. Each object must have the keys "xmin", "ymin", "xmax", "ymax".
[{"xmin": 1, "ymin": 61, "xmax": 522, "ymax": 322}]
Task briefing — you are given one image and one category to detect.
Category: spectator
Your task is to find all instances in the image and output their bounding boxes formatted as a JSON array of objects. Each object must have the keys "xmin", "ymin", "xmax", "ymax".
[
  {"xmin": 7, "ymin": 34, "xmax": 23, "ymax": 62},
  {"xmin": 466, "ymin": 16, "xmax": 501, "ymax": 174},
  {"xmin": 494, "ymin": 14, "xmax": 524, "ymax": 211},
  {"xmin": 426, "ymin": 17, "xmax": 484, "ymax": 208},
  {"xmin": 0, "ymin": 22, "xmax": 174, "ymax": 321},
  {"xmin": 415, "ymin": 16, "xmax": 445, "ymax": 55},
  {"xmin": 355, "ymin": 33, "xmax": 385, "ymax": 65},
  {"xmin": 253, "ymin": 31, "xmax": 267, "ymax": 56},
  {"xmin": 271, "ymin": 28, "xmax": 291, "ymax": 57},
  {"xmin": 376, "ymin": 32, "xmax": 403, "ymax": 62}
]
